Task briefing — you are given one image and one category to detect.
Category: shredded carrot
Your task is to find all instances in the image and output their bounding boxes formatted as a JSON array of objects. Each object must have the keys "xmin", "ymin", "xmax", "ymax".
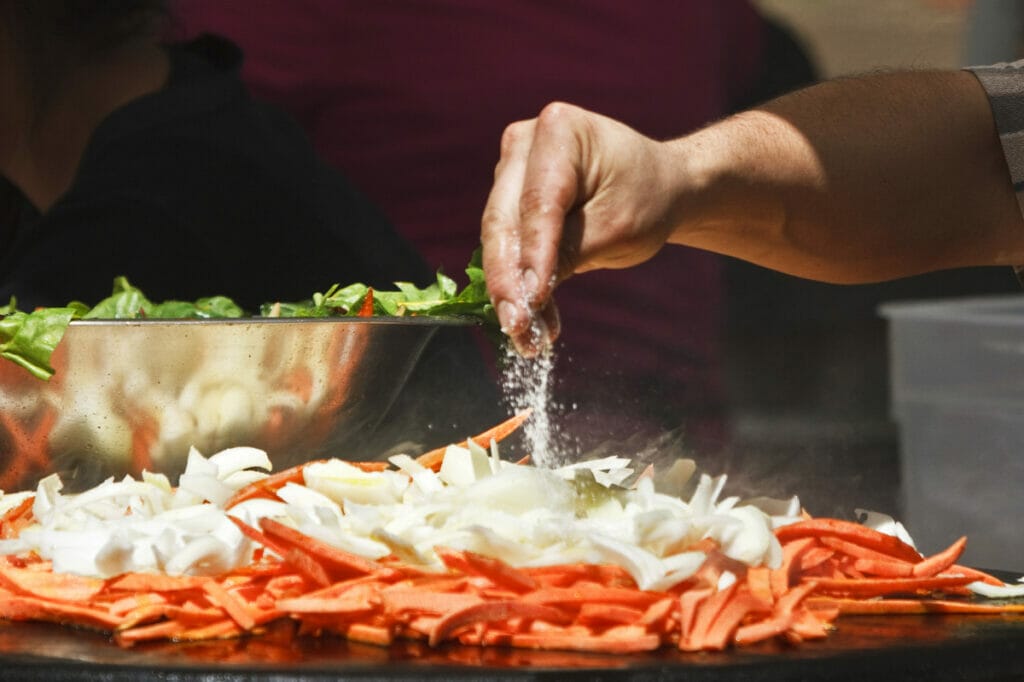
[
  {"xmin": 415, "ymin": 410, "xmax": 532, "ymax": 471},
  {"xmin": 357, "ymin": 288, "xmax": 375, "ymax": 317},
  {"xmin": 0, "ymin": 496, "xmax": 35, "ymax": 539},
  {"xmin": 0, "ymin": 415, "xmax": 1021, "ymax": 656},
  {"xmin": 806, "ymin": 596, "xmax": 1024, "ymax": 615},
  {"xmin": 435, "ymin": 546, "xmax": 538, "ymax": 593},
  {"xmin": 259, "ymin": 518, "xmax": 381, "ymax": 578},
  {"xmin": 775, "ymin": 519, "xmax": 922, "ymax": 564},
  {"xmin": 912, "ymin": 536, "xmax": 967, "ymax": 578},
  {"xmin": 805, "ymin": 574, "xmax": 976, "ymax": 598},
  {"xmin": 428, "ymin": 600, "xmax": 570, "ymax": 647},
  {"xmin": 0, "ymin": 517, "xmax": 1017, "ymax": 655}
]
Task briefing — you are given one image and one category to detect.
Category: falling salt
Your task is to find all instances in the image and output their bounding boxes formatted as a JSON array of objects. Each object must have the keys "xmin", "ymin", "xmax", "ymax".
[{"xmin": 500, "ymin": 316, "xmax": 562, "ymax": 468}]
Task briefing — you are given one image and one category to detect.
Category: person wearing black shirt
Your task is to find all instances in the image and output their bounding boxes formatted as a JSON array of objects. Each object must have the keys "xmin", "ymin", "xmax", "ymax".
[{"xmin": 0, "ymin": 1, "xmax": 502, "ymax": 455}]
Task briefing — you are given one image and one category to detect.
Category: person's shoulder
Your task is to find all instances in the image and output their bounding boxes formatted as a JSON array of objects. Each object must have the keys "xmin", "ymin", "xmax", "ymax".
[{"xmin": 86, "ymin": 33, "xmax": 314, "ymax": 176}]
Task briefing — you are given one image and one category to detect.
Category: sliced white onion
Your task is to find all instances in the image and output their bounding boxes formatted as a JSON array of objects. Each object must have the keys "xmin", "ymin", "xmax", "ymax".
[{"xmin": 12, "ymin": 435, "xmax": 1020, "ymax": 603}]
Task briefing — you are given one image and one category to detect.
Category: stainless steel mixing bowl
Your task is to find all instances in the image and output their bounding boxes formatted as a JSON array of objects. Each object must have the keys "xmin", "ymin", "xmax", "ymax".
[{"xmin": 0, "ymin": 317, "xmax": 475, "ymax": 491}]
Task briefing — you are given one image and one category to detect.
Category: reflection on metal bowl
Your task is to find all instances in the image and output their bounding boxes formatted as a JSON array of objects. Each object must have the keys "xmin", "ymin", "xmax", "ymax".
[{"xmin": 0, "ymin": 317, "xmax": 471, "ymax": 491}]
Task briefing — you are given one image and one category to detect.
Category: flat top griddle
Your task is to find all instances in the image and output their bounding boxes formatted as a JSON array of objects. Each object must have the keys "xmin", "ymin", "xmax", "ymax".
[{"xmin": 3, "ymin": 607, "xmax": 1023, "ymax": 681}]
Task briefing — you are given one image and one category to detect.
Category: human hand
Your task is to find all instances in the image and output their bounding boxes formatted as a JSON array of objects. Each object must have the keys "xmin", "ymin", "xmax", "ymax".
[{"xmin": 481, "ymin": 102, "xmax": 678, "ymax": 356}]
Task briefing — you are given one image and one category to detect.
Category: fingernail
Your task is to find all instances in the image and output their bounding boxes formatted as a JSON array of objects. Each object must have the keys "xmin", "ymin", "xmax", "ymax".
[
  {"xmin": 544, "ymin": 303, "xmax": 560, "ymax": 341},
  {"xmin": 522, "ymin": 268, "xmax": 540, "ymax": 303},
  {"xmin": 515, "ymin": 338, "xmax": 538, "ymax": 358},
  {"xmin": 497, "ymin": 300, "xmax": 519, "ymax": 333}
]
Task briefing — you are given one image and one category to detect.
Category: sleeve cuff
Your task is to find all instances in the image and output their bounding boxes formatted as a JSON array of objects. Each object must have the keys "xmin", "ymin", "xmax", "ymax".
[{"xmin": 966, "ymin": 61, "xmax": 1024, "ymax": 280}]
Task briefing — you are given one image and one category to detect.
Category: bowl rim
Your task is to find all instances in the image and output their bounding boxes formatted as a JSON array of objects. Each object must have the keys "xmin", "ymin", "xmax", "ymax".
[{"xmin": 67, "ymin": 316, "xmax": 479, "ymax": 328}]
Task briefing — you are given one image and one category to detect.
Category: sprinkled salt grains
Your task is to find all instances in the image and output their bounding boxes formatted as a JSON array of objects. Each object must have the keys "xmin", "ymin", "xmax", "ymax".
[{"xmin": 500, "ymin": 315, "xmax": 561, "ymax": 468}]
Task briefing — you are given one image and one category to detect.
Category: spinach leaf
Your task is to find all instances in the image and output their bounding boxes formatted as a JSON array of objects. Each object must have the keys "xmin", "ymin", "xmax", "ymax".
[
  {"xmin": 0, "ymin": 248, "xmax": 496, "ymax": 381},
  {"xmin": 83, "ymin": 278, "xmax": 245, "ymax": 320},
  {"xmin": 0, "ymin": 307, "xmax": 77, "ymax": 380}
]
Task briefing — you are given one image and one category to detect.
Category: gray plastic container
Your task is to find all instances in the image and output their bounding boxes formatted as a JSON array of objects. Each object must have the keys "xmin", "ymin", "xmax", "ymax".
[{"xmin": 882, "ymin": 294, "xmax": 1024, "ymax": 570}]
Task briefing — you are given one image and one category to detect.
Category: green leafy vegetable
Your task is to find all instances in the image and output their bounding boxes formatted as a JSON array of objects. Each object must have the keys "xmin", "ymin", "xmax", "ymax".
[
  {"xmin": 0, "ymin": 249, "xmax": 495, "ymax": 381},
  {"xmin": 0, "ymin": 307, "xmax": 77, "ymax": 380},
  {"xmin": 82, "ymin": 277, "xmax": 246, "ymax": 320}
]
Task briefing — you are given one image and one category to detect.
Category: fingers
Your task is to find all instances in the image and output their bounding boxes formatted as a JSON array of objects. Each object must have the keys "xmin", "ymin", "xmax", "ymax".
[
  {"xmin": 481, "ymin": 119, "xmax": 536, "ymax": 345},
  {"xmin": 482, "ymin": 103, "xmax": 590, "ymax": 355},
  {"xmin": 516, "ymin": 103, "xmax": 587, "ymax": 306}
]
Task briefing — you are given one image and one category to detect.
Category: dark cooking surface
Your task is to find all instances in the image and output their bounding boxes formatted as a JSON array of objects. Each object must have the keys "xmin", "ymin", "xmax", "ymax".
[{"xmin": 3, "ymin": 603, "xmax": 1024, "ymax": 681}]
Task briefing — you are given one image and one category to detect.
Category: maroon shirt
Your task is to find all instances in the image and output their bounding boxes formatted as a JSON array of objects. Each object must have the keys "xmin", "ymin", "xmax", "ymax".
[{"xmin": 175, "ymin": 1, "xmax": 766, "ymax": 423}]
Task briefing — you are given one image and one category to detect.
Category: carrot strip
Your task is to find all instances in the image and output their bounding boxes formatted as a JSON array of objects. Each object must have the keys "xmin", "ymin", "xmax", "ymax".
[
  {"xmin": 434, "ymin": 546, "xmax": 538, "ymax": 593},
  {"xmin": 106, "ymin": 573, "xmax": 209, "ymax": 593},
  {"xmin": 114, "ymin": 603, "xmax": 171, "ymax": 630},
  {"xmin": 746, "ymin": 566, "xmax": 774, "ymax": 604},
  {"xmin": 0, "ymin": 565, "xmax": 104, "ymax": 602},
  {"xmin": 702, "ymin": 589, "xmax": 770, "ymax": 651},
  {"xmin": 734, "ymin": 615, "xmax": 790, "ymax": 645},
  {"xmin": 276, "ymin": 595, "xmax": 376, "ymax": 616},
  {"xmin": 799, "ymin": 546, "xmax": 836, "ymax": 572},
  {"xmin": 775, "ymin": 580, "xmax": 820, "ymax": 613},
  {"xmin": 0, "ymin": 496, "xmax": 34, "ymax": 539},
  {"xmin": 806, "ymin": 596, "xmax": 1024, "ymax": 615},
  {"xmin": 168, "ymin": 601, "xmax": 227, "ymax": 625},
  {"xmin": 0, "ymin": 595, "xmax": 122, "ymax": 631},
  {"xmin": 639, "ymin": 596, "xmax": 677, "ymax": 632},
  {"xmin": 224, "ymin": 461, "xmax": 329, "ymax": 508},
  {"xmin": 429, "ymin": 600, "xmax": 571, "ymax": 647},
  {"xmin": 116, "ymin": 620, "xmax": 188, "ymax": 645},
  {"xmin": 415, "ymin": 410, "xmax": 532, "ymax": 471},
  {"xmin": 202, "ymin": 581, "xmax": 256, "ymax": 631},
  {"xmin": 282, "ymin": 548, "xmax": 331, "ymax": 588},
  {"xmin": 946, "ymin": 564, "xmax": 1004, "ymax": 586},
  {"xmin": 227, "ymin": 516, "xmax": 290, "ymax": 558},
  {"xmin": 819, "ymin": 536, "xmax": 915, "ymax": 565},
  {"xmin": 733, "ymin": 580, "xmax": 819, "ymax": 645},
  {"xmin": 382, "ymin": 589, "xmax": 483, "ymax": 615},
  {"xmin": 108, "ymin": 593, "xmax": 168, "ymax": 617},
  {"xmin": 776, "ymin": 519, "xmax": 922, "ymax": 564},
  {"xmin": 806, "ymin": 574, "xmax": 976, "ymax": 598},
  {"xmin": 259, "ymin": 518, "xmax": 380, "ymax": 577},
  {"xmin": 678, "ymin": 587, "xmax": 713, "ymax": 642},
  {"xmin": 576, "ymin": 603, "xmax": 645, "ymax": 626},
  {"xmin": 912, "ymin": 536, "xmax": 967, "ymax": 578},
  {"xmin": 523, "ymin": 563, "xmax": 635, "ymax": 588},
  {"xmin": 852, "ymin": 557, "xmax": 915, "ymax": 578},
  {"xmin": 788, "ymin": 607, "xmax": 831, "ymax": 640},
  {"xmin": 357, "ymin": 288, "xmax": 375, "ymax": 317},
  {"xmin": 522, "ymin": 586, "xmax": 662, "ymax": 609},
  {"xmin": 771, "ymin": 537, "xmax": 817, "ymax": 596},
  {"xmin": 681, "ymin": 582, "xmax": 738, "ymax": 651}
]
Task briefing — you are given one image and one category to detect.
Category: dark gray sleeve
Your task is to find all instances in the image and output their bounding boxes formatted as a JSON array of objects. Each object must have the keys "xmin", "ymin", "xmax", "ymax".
[{"xmin": 966, "ymin": 61, "xmax": 1024, "ymax": 279}]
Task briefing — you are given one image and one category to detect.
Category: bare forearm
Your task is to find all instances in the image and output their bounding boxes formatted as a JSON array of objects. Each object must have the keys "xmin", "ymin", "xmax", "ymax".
[{"xmin": 667, "ymin": 70, "xmax": 1024, "ymax": 283}]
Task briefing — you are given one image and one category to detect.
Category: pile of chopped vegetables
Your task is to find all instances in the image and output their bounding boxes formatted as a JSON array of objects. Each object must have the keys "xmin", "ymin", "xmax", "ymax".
[{"xmin": 0, "ymin": 413, "xmax": 1021, "ymax": 653}]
